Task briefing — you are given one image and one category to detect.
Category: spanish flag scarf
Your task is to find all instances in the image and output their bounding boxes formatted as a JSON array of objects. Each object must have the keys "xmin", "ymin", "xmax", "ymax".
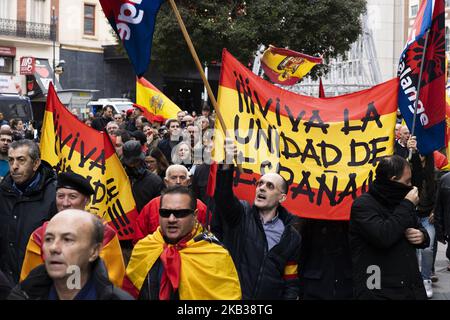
[{"xmin": 124, "ymin": 224, "xmax": 241, "ymax": 300}]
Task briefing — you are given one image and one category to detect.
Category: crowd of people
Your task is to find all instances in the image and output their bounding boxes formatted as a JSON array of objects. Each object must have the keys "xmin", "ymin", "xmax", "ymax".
[{"xmin": 0, "ymin": 104, "xmax": 449, "ymax": 301}]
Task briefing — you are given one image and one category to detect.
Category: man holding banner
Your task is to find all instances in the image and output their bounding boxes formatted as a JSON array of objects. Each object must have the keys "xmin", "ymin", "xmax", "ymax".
[{"xmin": 213, "ymin": 138, "xmax": 301, "ymax": 300}]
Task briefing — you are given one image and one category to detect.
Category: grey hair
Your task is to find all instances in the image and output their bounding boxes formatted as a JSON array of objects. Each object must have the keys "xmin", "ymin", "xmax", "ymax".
[{"xmin": 10, "ymin": 139, "xmax": 40, "ymax": 161}]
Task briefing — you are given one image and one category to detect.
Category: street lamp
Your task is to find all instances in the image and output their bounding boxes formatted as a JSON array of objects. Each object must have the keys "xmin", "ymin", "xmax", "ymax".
[{"xmin": 51, "ymin": 6, "xmax": 57, "ymax": 85}]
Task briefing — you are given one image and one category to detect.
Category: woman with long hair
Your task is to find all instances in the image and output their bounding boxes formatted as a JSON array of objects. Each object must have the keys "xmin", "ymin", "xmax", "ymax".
[{"xmin": 145, "ymin": 148, "xmax": 169, "ymax": 180}]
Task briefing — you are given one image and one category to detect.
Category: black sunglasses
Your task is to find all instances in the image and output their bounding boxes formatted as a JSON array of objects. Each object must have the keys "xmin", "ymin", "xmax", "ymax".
[{"xmin": 159, "ymin": 208, "xmax": 195, "ymax": 218}]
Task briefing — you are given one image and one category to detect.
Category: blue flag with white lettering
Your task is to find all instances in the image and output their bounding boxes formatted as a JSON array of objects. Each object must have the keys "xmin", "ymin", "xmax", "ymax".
[
  {"xmin": 397, "ymin": 0, "xmax": 446, "ymax": 155},
  {"xmin": 100, "ymin": 0, "xmax": 164, "ymax": 77}
]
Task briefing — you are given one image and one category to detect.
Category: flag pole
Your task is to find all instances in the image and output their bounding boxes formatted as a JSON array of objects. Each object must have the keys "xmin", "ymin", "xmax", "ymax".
[
  {"xmin": 167, "ymin": 0, "xmax": 243, "ymax": 172},
  {"xmin": 408, "ymin": 29, "xmax": 430, "ymax": 161}
]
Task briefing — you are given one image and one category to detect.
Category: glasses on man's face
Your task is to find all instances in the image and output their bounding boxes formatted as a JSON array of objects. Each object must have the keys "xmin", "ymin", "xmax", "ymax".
[
  {"xmin": 159, "ymin": 208, "xmax": 194, "ymax": 218},
  {"xmin": 255, "ymin": 179, "xmax": 283, "ymax": 193}
]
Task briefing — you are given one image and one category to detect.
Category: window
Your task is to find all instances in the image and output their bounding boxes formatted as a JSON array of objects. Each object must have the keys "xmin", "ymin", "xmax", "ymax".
[
  {"xmin": 0, "ymin": 56, "xmax": 14, "ymax": 74},
  {"xmin": 446, "ymin": 0, "xmax": 450, "ymax": 7},
  {"xmin": 27, "ymin": 0, "xmax": 45, "ymax": 24},
  {"xmin": 0, "ymin": 0, "xmax": 10, "ymax": 19},
  {"xmin": 84, "ymin": 4, "xmax": 95, "ymax": 35},
  {"xmin": 411, "ymin": 4, "xmax": 419, "ymax": 17}
]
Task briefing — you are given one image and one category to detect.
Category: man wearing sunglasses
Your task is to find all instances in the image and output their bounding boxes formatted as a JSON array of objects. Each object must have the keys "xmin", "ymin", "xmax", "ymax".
[
  {"xmin": 133, "ymin": 165, "xmax": 209, "ymax": 243},
  {"xmin": 212, "ymin": 138, "xmax": 302, "ymax": 300},
  {"xmin": 123, "ymin": 186, "xmax": 241, "ymax": 300}
]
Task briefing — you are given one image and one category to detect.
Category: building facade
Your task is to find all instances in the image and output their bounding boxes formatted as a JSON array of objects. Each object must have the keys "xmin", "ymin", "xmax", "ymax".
[{"xmin": 0, "ymin": 0, "xmax": 58, "ymax": 95}]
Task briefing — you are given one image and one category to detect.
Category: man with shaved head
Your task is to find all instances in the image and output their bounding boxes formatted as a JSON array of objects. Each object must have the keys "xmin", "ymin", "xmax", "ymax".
[
  {"xmin": 8, "ymin": 210, "xmax": 132, "ymax": 300},
  {"xmin": 212, "ymin": 138, "xmax": 302, "ymax": 300}
]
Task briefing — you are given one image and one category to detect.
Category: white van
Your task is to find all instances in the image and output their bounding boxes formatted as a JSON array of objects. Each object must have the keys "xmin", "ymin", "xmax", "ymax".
[{"xmin": 87, "ymin": 98, "xmax": 134, "ymax": 115}]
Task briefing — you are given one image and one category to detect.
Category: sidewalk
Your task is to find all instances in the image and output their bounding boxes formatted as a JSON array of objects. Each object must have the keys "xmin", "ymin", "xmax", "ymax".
[{"xmin": 432, "ymin": 242, "xmax": 450, "ymax": 300}]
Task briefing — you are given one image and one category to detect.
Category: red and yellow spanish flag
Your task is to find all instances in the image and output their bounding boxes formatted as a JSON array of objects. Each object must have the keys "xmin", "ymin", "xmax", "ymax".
[
  {"xmin": 123, "ymin": 225, "xmax": 241, "ymax": 299},
  {"xmin": 40, "ymin": 84, "xmax": 139, "ymax": 239},
  {"xmin": 215, "ymin": 50, "xmax": 399, "ymax": 220},
  {"xmin": 261, "ymin": 45, "xmax": 323, "ymax": 85},
  {"xmin": 136, "ymin": 77, "xmax": 181, "ymax": 120}
]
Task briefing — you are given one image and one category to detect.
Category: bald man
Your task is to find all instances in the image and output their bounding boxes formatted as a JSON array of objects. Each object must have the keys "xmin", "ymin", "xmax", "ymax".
[
  {"xmin": 8, "ymin": 210, "xmax": 133, "ymax": 300},
  {"xmin": 20, "ymin": 172, "xmax": 126, "ymax": 287},
  {"xmin": 213, "ymin": 138, "xmax": 302, "ymax": 300}
]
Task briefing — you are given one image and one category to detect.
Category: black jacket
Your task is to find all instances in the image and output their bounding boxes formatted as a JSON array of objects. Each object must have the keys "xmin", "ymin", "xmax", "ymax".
[
  {"xmin": 91, "ymin": 116, "xmax": 113, "ymax": 132},
  {"xmin": 298, "ymin": 219, "xmax": 353, "ymax": 300},
  {"xmin": 128, "ymin": 169, "xmax": 164, "ymax": 212},
  {"xmin": 350, "ymin": 192, "xmax": 429, "ymax": 300},
  {"xmin": 213, "ymin": 167, "xmax": 301, "ymax": 300},
  {"xmin": 435, "ymin": 172, "xmax": 450, "ymax": 243},
  {"xmin": 192, "ymin": 163, "xmax": 210, "ymax": 203},
  {"xmin": 7, "ymin": 259, "xmax": 133, "ymax": 300},
  {"xmin": 0, "ymin": 162, "xmax": 57, "ymax": 284},
  {"xmin": 157, "ymin": 137, "xmax": 182, "ymax": 164},
  {"xmin": 0, "ymin": 269, "xmax": 12, "ymax": 300}
]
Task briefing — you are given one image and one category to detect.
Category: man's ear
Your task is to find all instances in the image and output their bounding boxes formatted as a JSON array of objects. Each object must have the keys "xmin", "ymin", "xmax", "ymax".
[
  {"xmin": 32, "ymin": 158, "xmax": 41, "ymax": 172},
  {"xmin": 279, "ymin": 193, "xmax": 287, "ymax": 204},
  {"xmin": 88, "ymin": 243, "xmax": 102, "ymax": 262}
]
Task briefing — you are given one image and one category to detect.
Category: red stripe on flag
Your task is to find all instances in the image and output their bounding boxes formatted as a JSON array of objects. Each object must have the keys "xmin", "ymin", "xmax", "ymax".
[
  {"xmin": 46, "ymin": 84, "xmax": 116, "ymax": 158},
  {"xmin": 319, "ymin": 77, "xmax": 325, "ymax": 98},
  {"xmin": 283, "ymin": 274, "xmax": 298, "ymax": 280},
  {"xmin": 206, "ymin": 161, "xmax": 218, "ymax": 198},
  {"xmin": 219, "ymin": 49, "xmax": 398, "ymax": 122}
]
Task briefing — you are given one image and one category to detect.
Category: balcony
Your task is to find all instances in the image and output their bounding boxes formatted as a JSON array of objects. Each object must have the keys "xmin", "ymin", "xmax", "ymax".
[{"xmin": 0, "ymin": 18, "xmax": 55, "ymax": 41}]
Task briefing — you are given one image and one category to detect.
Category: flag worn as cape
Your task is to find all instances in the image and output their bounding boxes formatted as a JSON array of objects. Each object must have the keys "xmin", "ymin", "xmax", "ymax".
[
  {"xmin": 123, "ymin": 225, "xmax": 241, "ymax": 299},
  {"xmin": 40, "ymin": 84, "xmax": 139, "ymax": 240},
  {"xmin": 261, "ymin": 45, "xmax": 323, "ymax": 85},
  {"xmin": 99, "ymin": 0, "xmax": 164, "ymax": 77},
  {"xmin": 397, "ymin": 0, "xmax": 446, "ymax": 155},
  {"xmin": 136, "ymin": 77, "xmax": 181, "ymax": 120}
]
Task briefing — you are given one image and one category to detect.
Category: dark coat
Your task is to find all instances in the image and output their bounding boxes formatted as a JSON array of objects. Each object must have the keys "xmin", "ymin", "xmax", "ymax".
[
  {"xmin": 0, "ymin": 269, "xmax": 12, "ymax": 299},
  {"xmin": 91, "ymin": 116, "xmax": 113, "ymax": 132},
  {"xmin": 157, "ymin": 137, "xmax": 182, "ymax": 164},
  {"xmin": 213, "ymin": 167, "xmax": 301, "ymax": 300},
  {"xmin": 192, "ymin": 163, "xmax": 210, "ymax": 203},
  {"xmin": 7, "ymin": 259, "xmax": 133, "ymax": 300},
  {"xmin": 0, "ymin": 162, "xmax": 57, "ymax": 284},
  {"xmin": 350, "ymin": 193, "xmax": 429, "ymax": 300},
  {"xmin": 434, "ymin": 172, "xmax": 450, "ymax": 243},
  {"xmin": 298, "ymin": 219, "xmax": 353, "ymax": 300},
  {"xmin": 129, "ymin": 169, "xmax": 164, "ymax": 212}
]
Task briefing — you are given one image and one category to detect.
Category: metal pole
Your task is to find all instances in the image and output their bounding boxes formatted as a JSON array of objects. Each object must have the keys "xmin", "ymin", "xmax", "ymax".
[
  {"xmin": 203, "ymin": 61, "xmax": 208, "ymax": 103},
  {"xmin": 52, "ymin": 6, "xmax": 56, "ymax": 85},
  {"xmin": 408, "ymin": 29, "xmax": 430, "ymax": 161}
]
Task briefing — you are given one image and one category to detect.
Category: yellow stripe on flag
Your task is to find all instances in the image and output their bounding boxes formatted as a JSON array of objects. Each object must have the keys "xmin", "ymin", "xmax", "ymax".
[
  {"xmin": 284, "ymin": 263, "xmax": 298, "ymax": 277},
  {"xmin": 136, "ymin": 77, "xmax": 181, "ymax": 120},
  {"xmin": 40, "ymin": 84, "xmax": 139, "ymax": 240}
]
